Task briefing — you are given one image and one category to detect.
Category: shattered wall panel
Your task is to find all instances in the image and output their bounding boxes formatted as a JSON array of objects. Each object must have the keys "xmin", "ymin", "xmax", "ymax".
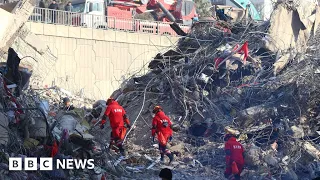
[
  {"xmin": 264, "ymin": 3, "xmax": 319, "ymax": 53},
  {"xmin": 0, "ymin": 0, "xmax": 36, "ymax": 55},
  {"xmin": 10, "ymin": 33, "xmax": 57, "ymax": 86},
  {"xmin": 0, "ymin": 9, "xmax": 14, "ymax": 43}
]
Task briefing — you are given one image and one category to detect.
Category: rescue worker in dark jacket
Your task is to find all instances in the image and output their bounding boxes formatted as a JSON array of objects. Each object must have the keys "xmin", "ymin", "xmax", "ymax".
[
  {"xmin": 48, "ymin": 0, "xmax": 59, "ymax": 23},
  {"xmin": 64, "ymin": 1, "xmax": 73, "ymax": 24},
  {"xmin": 39, "ymin": 0, "xmax": 45, "ymax": 8},
  {"xmin": 224, "ymin": 133, "xmax": 245, "ymax": 180},
  {"xmin": 100, "ymin": 98, "xmax": 131, "ymax": 156},
  {"xmin": 48, "ymin": 0, "xmax": 59, "ymax": 10},
  {"xmin": 152, "ymin": 106, "xmax": 174, "ymax": 164},
  {"xmin": 39, "ymin": 0, "xmax": 46, "ymax": 22},
  {"xmin": 61, "ymin": 97, "xmax": 75, "ymax": 111},
  {"xmin": 64, "ymin": 1, "xmax": 73, "ymax": 11}
]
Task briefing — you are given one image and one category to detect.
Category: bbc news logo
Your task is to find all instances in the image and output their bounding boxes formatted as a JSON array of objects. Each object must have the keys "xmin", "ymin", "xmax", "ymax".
[{"xmin": 9, "ymin": 157, "xmax": 94, "ymax": 171}]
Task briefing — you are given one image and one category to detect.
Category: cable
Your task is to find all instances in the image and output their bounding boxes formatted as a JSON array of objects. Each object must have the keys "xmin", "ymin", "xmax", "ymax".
[{"xmin": 122, "ymin": 76, "xmax": 156, "ymax": 144}]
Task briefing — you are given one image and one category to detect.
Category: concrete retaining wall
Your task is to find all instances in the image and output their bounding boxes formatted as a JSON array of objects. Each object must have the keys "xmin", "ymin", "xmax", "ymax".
[{"xmin": 21, "ymin": 22, "xmax": 179, "ymax": 99}]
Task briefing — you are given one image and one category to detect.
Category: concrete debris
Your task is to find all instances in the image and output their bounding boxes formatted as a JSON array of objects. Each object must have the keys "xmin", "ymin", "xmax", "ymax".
[
  {"xmin": 264, "ymin": 152, "xmax": 279, "ymax": 167},
  {"xmin": 264, "ymin": 2, "xmax": 318, "ymax": 53},
  {"xmin": 273, "ymin": 53, "xmax": 291, "ymax": 76},
  {"xmin": 282, "ymin": 156, "xmax": 290, "ymax": 165},
  {"xmin": 281, "ymin": 168, "xmax": 299, "ymax": 180},
  {"xmin": 0, "ymin": 0, "xmax": 36, "ymax": 53},
  {"xmin": 304, "ymin": 142, "xmax": 320, "ymax": 160},
  {"xmin": 103, "ymin": 1, "xmax": 320, "ymax": 178},
  {"xmin": 0, "ymin": 0, "xmax": 320, "ymax": 179},
  {"xmin": 244, "ymin": 144, "xmax": 262, "ymax": 167},
  {"xmin": 291, "ymin": 125, "xmax": 305, "ymax": 138}
]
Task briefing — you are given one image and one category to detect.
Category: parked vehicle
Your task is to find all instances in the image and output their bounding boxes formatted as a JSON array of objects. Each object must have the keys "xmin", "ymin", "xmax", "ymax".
[{"xmin": 70, "ymin": 0, "xmax": 195, "ymax": 35}]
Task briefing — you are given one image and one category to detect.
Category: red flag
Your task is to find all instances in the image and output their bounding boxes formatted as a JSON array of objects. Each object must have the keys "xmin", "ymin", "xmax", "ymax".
[{"xmin": 237, "ymin": 41, "xmax": 249, "ymax": 64}]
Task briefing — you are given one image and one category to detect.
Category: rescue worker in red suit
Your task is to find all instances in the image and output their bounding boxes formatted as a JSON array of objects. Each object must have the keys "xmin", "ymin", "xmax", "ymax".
[
  {"xmin": 100, "ymin": 98, "xmax": 131, "ymax": 156},
  {"xmin": 152, "ymin": 106, "xmax": 174, "ymax": 164},
  {"xmin": 224, "ymin": 133, "xmax": 245, "ymax": 180}
]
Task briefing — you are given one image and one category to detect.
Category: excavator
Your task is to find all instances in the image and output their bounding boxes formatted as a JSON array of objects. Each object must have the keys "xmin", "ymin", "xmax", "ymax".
[
  {"xmin": 71, "ymin": 0, "xmax": 196, "ymax": 36},
  {"xmin": 229, "ymin": 0, "xmax": 261, "ymax": 20},
  {"xmin": 213, "ymin": 0, "xmax": 262, "ymax": 21}
]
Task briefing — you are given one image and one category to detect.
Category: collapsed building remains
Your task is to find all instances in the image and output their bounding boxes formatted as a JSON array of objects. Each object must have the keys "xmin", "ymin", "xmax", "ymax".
[{"xmin": 1, "ymin": 0, "xmax": 320, "ymax": 180}]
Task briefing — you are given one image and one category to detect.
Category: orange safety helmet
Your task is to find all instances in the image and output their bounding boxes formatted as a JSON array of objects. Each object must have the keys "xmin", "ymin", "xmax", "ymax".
[
  {"xmin": 152, "ymin": 105, "xmax": 162, "ymax": 114},
  {"xmin": 106, "ymin": 97, "xmax": 115, "ymax": 105}
]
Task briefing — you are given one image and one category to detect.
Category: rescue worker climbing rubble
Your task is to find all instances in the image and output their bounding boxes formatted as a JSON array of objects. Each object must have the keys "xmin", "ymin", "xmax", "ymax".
[
  {"xmin": 152, "ymin": 106, "xmax": 174, "ymax": 164},
  {"xmin": 100, "ymin": 98, "xmax": 131, "ymax": 156},
  {"xmin": 224, "ymin": 128, "xmax": 245, "ymax": 180}
]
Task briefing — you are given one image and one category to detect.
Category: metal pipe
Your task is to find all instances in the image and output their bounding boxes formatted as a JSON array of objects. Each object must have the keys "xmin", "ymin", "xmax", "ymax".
[{"xmin": 157, "ymin": 2, "xmax": 175, "ymax": 22}]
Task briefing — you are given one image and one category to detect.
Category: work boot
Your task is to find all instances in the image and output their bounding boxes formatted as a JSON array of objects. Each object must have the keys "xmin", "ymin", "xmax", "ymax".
[
  {"xmin": 121, "ymin": 151, "xmax": 128, "ymax": 157},
  {"xmin": 119, "ymin": 148, "xmax": 124, "ymax": 156},
  {"xmin": 160, "ymin": 154, "xmax": 164, "ymax": 163},
  {"xmin": 119, "ymin": 146, "xmax": 128, "ymax": 157},
  {"xmin": 234, "ymin": 174, "xmax": 241, "ymax": 180},
  {"xmin": 167, "ymin": 153, "xmax": 174, "ymax": 165}
]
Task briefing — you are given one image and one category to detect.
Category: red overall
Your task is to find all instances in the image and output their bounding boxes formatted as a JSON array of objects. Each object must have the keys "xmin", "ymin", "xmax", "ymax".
[
  {"xmin": 225, "ymin": 137, "xmax": 244, "ymax": 179},
  {"xmin": 152, "ymin": 111, "xmax": 172, "ymax": 155},
  {"xmin": 101, "ymin": 101, "xmax": 130, "ymax": 147}
]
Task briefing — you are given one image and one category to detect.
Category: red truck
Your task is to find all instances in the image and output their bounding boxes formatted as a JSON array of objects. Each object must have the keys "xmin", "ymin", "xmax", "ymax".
[{"xmin": 71, "ymin": 0, "xmax": 197, "ymax": 36}]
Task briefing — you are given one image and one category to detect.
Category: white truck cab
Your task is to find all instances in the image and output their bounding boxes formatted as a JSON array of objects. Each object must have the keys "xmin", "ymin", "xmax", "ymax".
[
  {"xmin": 71, "ymin": 0, "xmax": 106, "ymax": 28},
  {"xmin": 72, "ymin": 0, "xmax": 105, "ymax": 15}
]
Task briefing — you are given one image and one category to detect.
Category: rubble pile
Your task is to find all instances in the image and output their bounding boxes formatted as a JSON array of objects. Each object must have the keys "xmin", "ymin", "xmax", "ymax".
[
  {"xmin": 1, "ymin": 1, "xmax": 320, "ymax": 180},
  {"xmin": 0, "ymin": 52, "xmax": 102, "ymax": 179},
  {"xmin": 104, "ymin": 1, "xmax": 320, "ymax": 179}
]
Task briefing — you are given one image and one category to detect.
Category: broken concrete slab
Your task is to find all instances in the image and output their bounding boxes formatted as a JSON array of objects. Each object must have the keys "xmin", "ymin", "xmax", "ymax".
[
  {"xmin": 264, "ymin": 151, "xmax": 279, "ymax": 166},
  {"xmin": 303, "ymin": 142, "xmax": 320, "ymax": 160},
  {"xmin": 244, "ymin": 144, "xmax": 262, "ymax": 167},
  {"xmin": 273, "ymin": 53, "xmax": 291, "ymax": 76},
  {"xmin": 170, "ymin": 143, "xmax": 185, "ymax": 154},
  {"xmin": 18, "ymin": 26, "xmax": 48, "ymax": 55},
  {"xmin": 236, "ymin": 104, "xmax": 275, "ymax": 127},
  {"xmin": 263, "ymin": 3, "xmax": 318, "ymax": 53},
  {"xmin": 313, "ymin": 6, "xmax": 320, "ymax": 36},
  {"xmin": 0, "ymin": 0, "xmax": 36, "ymax": 53},
  {"xmin": 0, "ymin": 9, "xmax": 14, "ymax": 44},
  {"xmin": 291, "ymin": 125, "xmax": 305, "ymax": 138},
  {"xmin": 29, "ymin": 117, "xmax": 47, "ymax": 138}
]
